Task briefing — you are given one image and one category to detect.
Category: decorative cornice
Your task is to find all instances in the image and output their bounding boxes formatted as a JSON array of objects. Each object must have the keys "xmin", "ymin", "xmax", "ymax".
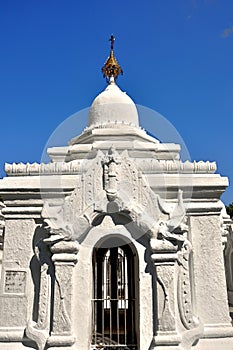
[
  {"xmin": 5, "ymin": 161, "xmax": 83, "ymax": 176},
  {"xmin": 136, "ymin": 159, "xmax": 217, "ymax": 174},
  {"xmin": 5, "ymin": 159, "xmax": 216, "ymax": 177}
]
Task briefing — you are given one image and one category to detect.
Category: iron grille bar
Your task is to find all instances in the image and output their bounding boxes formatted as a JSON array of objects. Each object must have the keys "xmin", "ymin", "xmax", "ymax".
[{"xmin": 92, "ymin": 246, "xmax": 137, "ymax": 349}]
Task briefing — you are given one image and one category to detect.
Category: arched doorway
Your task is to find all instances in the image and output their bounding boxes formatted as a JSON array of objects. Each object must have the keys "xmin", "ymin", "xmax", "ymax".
[{"xmin": 91, "ymin": 237, "xmax": 139, "ymax": 349}]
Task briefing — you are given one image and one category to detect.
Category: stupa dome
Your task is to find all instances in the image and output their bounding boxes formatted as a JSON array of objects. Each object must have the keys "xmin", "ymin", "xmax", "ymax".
[{"xmin": 87, "ymin": 77, "xmax": 139, "ymax": 128}]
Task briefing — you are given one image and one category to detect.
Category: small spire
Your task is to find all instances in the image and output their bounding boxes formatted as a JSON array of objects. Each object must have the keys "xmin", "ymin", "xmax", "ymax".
[
  {"xmin": 110, "ymin": 34, "xmax": 115, "ymax": 50},
  {"xmin": 102, "ymin": 35, "xmax": 123, "ymax": 83}
]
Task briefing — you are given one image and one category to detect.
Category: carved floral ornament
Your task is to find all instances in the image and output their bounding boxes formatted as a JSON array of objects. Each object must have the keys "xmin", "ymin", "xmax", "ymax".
[
  {"xmin": 5, "ymin": 159, "xmax": 217, "ymax": 176},
  {"xmin": 41, "ymin": 147, "xmax": 189, "ymax": 246},
  {"xmin": 27, "ymin": 148, "xmax": 201, "ymax": 350}
]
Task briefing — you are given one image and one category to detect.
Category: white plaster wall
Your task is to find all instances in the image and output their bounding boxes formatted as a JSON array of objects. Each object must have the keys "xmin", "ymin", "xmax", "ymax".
[
  {"xmin": 0, "ymin": 219, "xmax": 35, "ymax": 330},
  {"xmin": 190, "ymin": 214, "xmax": 233, "ymax": 342}
]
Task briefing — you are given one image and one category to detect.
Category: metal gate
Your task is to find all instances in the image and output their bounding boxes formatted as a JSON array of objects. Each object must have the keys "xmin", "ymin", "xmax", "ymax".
[{"xmin": 92, "ymin": 244, "xmax": 137, "ymax": 350}]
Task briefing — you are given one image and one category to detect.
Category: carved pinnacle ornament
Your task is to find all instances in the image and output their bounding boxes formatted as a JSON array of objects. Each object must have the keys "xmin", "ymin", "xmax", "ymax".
[{"xmin": 102, "ymin": 35, "xmax": 123, "ymax": 82}]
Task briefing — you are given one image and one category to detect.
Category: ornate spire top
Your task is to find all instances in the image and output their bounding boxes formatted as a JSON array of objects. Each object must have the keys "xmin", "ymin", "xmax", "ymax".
[{"xmin": 102, "ymin": 35, "xmax": 123, "ymax": 83}]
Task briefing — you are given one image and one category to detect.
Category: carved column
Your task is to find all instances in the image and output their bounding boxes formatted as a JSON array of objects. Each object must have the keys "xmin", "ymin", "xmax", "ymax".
[
  {"xmin": 47, "ymin": 240, "xmax": 79, "ymax": 349},
  {"xmin": 150, "ymin": 238, "xmax": 182, "ymax": 349}
]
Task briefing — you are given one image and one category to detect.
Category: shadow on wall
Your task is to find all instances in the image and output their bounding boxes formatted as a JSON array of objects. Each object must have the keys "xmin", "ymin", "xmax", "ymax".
[{"xmin": 29, "ymin": 224, "xmax": 53, "ymax": 323}]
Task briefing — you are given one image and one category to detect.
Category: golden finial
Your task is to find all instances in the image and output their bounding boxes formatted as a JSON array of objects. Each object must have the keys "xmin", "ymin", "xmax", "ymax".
[{"xmin": 102, "ymin": 35, "xmax": 123, "ymax": 83}]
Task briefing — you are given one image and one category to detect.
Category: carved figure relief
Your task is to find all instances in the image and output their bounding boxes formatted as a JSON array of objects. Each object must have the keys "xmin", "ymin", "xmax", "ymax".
[
  {"xmin": 156, "ymin": 264, "xmax": 176, "ymax": 332},
  {"xmin": 26, "ymin": 148, "xmax": 200, "ymax": 350},
  {"xmin": 150, "ymin": 194, "xmax": 201, "ymax": 347},
  {"xmin": 40, "ymin": 148, "xmax": 166, "ymax": 244}
]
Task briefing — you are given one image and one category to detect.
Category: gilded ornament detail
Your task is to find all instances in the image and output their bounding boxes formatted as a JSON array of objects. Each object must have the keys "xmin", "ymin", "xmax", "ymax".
[{"xmin": 102, "ymin": 35, "xmax": 123, "ymax": 82}]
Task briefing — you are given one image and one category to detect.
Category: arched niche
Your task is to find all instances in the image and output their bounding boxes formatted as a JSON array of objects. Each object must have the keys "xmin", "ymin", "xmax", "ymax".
[
  {"xmin": 91, "ymin": 235, "xmax": 139, "ymax": 349},
  {"xmin": 72, "ymin": 218, "xmax": 153, "ymax": 350}
]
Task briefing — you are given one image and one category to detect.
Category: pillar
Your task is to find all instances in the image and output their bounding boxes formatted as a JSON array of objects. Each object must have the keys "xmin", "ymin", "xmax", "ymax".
[
  {"xmin": 150, "ymin": 238, "xmax": 182, "ymax": 349},
  {"xmin": 47, "ymin": 240, "xmax": 79, "ymax": 349}
]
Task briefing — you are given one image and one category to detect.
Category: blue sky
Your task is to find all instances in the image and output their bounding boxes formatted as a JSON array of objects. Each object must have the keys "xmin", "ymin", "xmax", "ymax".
[{"xmin": 0, "ymin": 0, "xmax": 233, "ymax": 204}]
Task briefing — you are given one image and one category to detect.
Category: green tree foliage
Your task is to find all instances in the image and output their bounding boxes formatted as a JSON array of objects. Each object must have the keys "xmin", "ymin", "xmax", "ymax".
[{"xmin": 226, "ymin": 203, "xmax": 233, "ymax": 219}]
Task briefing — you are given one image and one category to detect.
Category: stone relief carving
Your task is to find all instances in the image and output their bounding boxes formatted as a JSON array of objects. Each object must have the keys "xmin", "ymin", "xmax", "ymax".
[
  {"xmin": 41, "ymin": 201, "xmax": 91, "ymax": 243},
  {"xmin": 40, "ymin": 148, "xmax": 165, "ymax": 243},
  {"xmin": 102, "ymin": 146, "xmax": 119, "ymax": 201},
  {"xmin": 26, "ymin": 238, "xmax": 52, "ymax": 350},
  {"xmin": 150, "ymin": 192, "xmax": 201, "ymax": 348},
  {"xmin": 26, "ymin": 231, "xmax": 79, "ymax": 349},
  {"xmin": 177, "ymin": 240, "xmax": 198, "ymax": 330},
  {"xmin": 156, "ymin": 264, "xmax": 176, "ymax": 333},
  {"xmin": 49, "ymin": 240, "xmax": 78, "ymax": 341},
  {"xmin": 51, "ymin": 264, "xmax": 72, "ymax": 334},
  {"xmin": 32, "ymin": 148, "xmax": 200, "ymax": 349}
]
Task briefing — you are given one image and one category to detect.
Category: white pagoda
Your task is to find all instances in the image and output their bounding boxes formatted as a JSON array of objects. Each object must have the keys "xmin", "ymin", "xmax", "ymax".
[{"xmin": 0, "ymin": 36, "xmax": 232, "ymax": 350}]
